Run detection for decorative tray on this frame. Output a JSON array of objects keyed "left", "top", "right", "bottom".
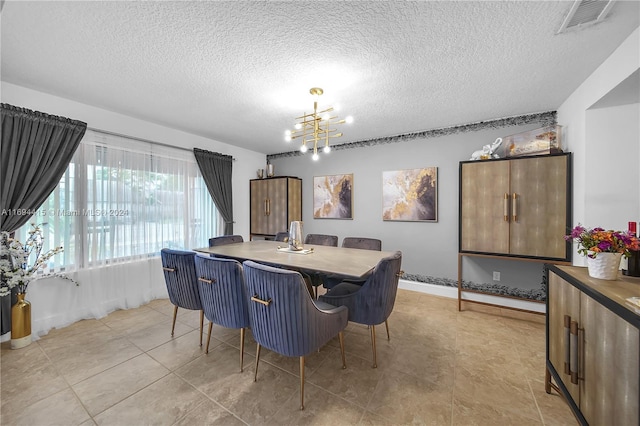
[{"left": 276, "top": 246, "right": 314, "bottom": 255}]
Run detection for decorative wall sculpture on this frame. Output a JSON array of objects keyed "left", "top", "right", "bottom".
[
  {"left": 382, "top": 167, "right": 437, "bottom": 222},
  {"left": 313, "top": 174, "right": 353, "bottom": 219}
]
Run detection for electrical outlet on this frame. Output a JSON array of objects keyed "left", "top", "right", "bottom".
[{"left": 493, "top": 271, "right": 501, "bottom": 281}]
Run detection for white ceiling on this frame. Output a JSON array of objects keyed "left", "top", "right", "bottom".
[{"left": 1, "top": 1, "right": 639, "bottom": 155}]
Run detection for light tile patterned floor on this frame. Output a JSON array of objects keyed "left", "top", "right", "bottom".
[{"left": 0, "top": 290, "right": 577, "bottom": 425}]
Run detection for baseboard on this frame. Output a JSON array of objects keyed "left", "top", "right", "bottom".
[
  {"left": 399, "top": 279, "right": 458, "bottom": 298},
  {"left": 399, "top": 279, "right": 546, "bottom": 313}
]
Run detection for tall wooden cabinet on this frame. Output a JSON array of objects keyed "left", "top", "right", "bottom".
[
  {"left": 457, "top": 153, "right": 572, "bottom": 312},
  {"left": 547, "top": 265, "right": 639, "bottom": 425},
  {"left": 250, "top": 177, "right": 302, "bottom": 239},
  {"left": 459, "top": 153, "right": 571, "bottom": 261}
]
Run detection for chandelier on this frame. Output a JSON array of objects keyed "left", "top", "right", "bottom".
[{"left": 285, "top": 87, "right": 353, "bottom": 161}]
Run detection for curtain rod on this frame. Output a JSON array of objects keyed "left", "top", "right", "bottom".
[{"left": 87, "top": 126, "right": 236, "bottom": 160}]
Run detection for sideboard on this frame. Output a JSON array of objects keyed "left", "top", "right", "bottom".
[{"left": 546, "top": 264, "right": 639, "bottom": 425}]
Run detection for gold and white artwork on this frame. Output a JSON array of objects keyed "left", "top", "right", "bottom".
[
  {"left": 313, "top": 174, "right": 353, "bottom": 219},
  {"left": 382, "top": 167, "right": 437, "bottom": 222}
]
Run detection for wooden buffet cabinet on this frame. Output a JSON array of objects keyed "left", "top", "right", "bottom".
[
  {"left": 546, "top": 265, "right": 639, "bottom": 425},
  {"left": 457, "top": 153, "right": 572, "bottom": 311},
  {"left": 250, "top": 177, "right": 302, "bottom": 239}
]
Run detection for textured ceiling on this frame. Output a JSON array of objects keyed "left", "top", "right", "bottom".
[{"left": 1, "top": 1, "right": 639, "bottom": 155}]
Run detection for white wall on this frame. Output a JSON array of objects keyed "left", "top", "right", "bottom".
[
  {"left": 557, "top": 27, "right": 640, "bottom": 265},
  {"left": 1, "top": 82, "right": 268, "bottom": 239},
  {"left": 585, "top": 103, "right": 639, "bottom": 228}
]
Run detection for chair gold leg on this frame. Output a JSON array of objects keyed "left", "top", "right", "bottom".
[
  {"left": 171, "top": 306, "right": 178, "bottom": 336},
  {"left": 239, "top": 328, "right": 245, "bottom": 372},
  {"left": 338, "top": 331, "right": 347, "bottom": 369},
  {"left": 385, "top": 320, "right": 390, "bottom": 341},
  {"left": 205, "top": 322, "right": 213, "bottom": 354},
  {"left": 370, "top": 324, "right": 377, "bottom": 368},
  {"left": 199, "top": 310, "right": 204, "bottom": 346},
  {"left": 299, "top": 356, "right": 305, "bottom": 410},
  {"left": 254, "top": 343, "right": 261, "bottom": 382}
]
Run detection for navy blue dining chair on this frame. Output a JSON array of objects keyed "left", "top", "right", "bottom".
[
  {"left": 319, "top": 251, "right": 403, "bottom": 368},
  {"left": 303, "top": 233, "right": 338, "bottom": 298},
  {"left": 194, "top": 255, "right": 250, "bottom": 371},
  {"left": 209, "top": 235, "right": 244, "bottom": 246},
  {"left": 322, "top": 237, "right": 383, "bottom": 290},
  {"left": 341, "top": 237, "right": 382, "bottom": 251},
  {"left": 304, "top": 233, "right": 338, "bottom": 247},
  {"left": 273, "top": 231, "right": 289, "bottom": 242},
  {"left": 160, "top": 249, "right": 204, "bottom": 346},
  {"left": 242, "top": 260, "right": 348, "bottom": 410}
]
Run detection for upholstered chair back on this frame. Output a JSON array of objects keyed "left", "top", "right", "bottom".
[
  {"left": 208, "top": 235, "right": 244, "bottom": 247},
  {"left": 194, "top": 255, "right": 249, "bottom": 330},
  {"left": 160, "top": 249, "right": 201, "bottom": 311},
  {"left": 304, "top": 233, "right": 338, "bottom": 247},
  {"left": 242, "top": 260, "right": 347, "bottom": 357},
  {"left": 321, "top": 251, "right": 402, "bottom": 326},
  {"left": 341, "top": 237, "right": 382, "bottom": 251},
  {"left": 273, "top": 231, "right": 289, "bottom": 242}
]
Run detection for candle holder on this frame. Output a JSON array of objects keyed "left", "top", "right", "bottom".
[{"left": 267, "top": 164, "right": 275, "bottom": 177}]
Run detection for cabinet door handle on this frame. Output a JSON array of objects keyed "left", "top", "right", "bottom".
[
  {"left": 503, "top": 193, "right": 509, "bottom": 222},
  {"left": 512, "top": 193, "right": 518, "bottom": 222},
  {"left": 563, "top": 315, "right": 571, "bottom": 375},
  {"left": 264, "top": 199, "right": 268, "bottom": 216},
  {"left": 570, "top": 320, "right": 579, "bottom": 384},
  {"left": 578, "top": 326, "right": 585, "bottom": 383},
  {"left": 267, "top": 199, "right": 271, "bottom": 216}
]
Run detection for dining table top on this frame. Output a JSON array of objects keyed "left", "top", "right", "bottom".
[{"left": 193, "top": 240, "right": 394, "bottom": 278}]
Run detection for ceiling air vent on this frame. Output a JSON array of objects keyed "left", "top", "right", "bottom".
[{"left": 557, "top": 0, "right": 617, "bottom": 34}]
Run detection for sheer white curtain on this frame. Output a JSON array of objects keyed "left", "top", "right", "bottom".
[
  {"left": 8, "top": 130, "right": 221, "bottom": 339},
  {"left": 79, "top": 132, "right": 219, "bottom": 267},
  {"left": 13, "top": 130, "right": 220, "bottom": 271}
]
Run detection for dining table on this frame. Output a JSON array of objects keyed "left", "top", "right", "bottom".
[{"left": 193, "top": 239, "right": 393, "bottom": 278}]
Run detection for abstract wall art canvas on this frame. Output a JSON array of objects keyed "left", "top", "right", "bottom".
[
  {"left": 382, "top": 167, "right": 437, "bottom": 222},
  {"left": 313, "top": 174, "right": 353, "bottom": 219}
]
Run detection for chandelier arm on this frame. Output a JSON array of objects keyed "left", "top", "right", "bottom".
[{"left": 294, "top": 112, "right": 318, "bottom": 120}]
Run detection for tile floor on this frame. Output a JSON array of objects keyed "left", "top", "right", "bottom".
[{"left": 0, "top": 290, "right": 578, "bottom": 425}]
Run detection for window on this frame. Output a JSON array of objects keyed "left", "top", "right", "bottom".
[{"left": 13, "top": 130, "right": 221, "bottom": 271}]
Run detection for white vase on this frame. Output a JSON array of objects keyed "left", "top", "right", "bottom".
[{"left": 586, "top": 252, "right": 623, "bottom": 280}]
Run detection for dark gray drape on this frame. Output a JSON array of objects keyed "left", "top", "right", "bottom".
[
  {"left": 193, "top": 148, "right": 234, "bottom": 235},
  {"left": 0, "top": 104, "right": 87, "bottom": 335}
]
